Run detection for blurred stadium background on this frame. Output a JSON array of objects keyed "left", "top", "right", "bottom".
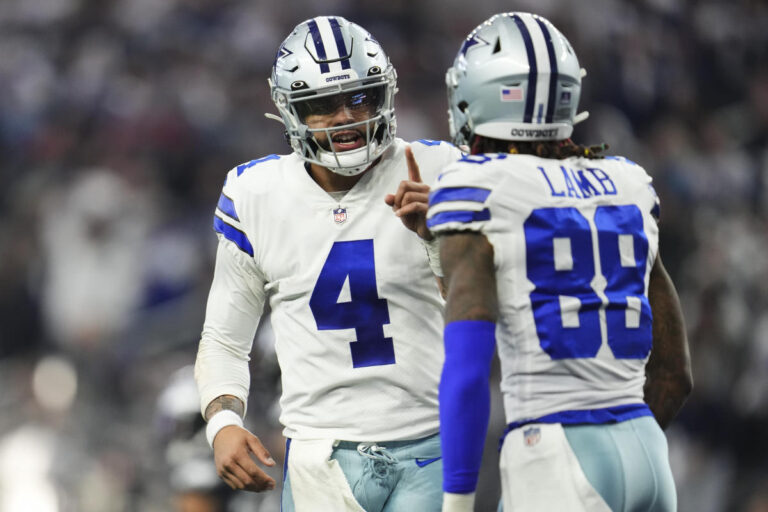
[{"left": 0, "top": 0, "right": 767, "bottom": 510}]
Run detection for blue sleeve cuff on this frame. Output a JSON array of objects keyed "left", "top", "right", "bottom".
[{"left": 440, "top": 320, "right": 496, "bottom": 494}]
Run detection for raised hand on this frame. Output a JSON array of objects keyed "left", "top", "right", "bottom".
[{"left": 384, "top": 145, "right": 433, "bottom": 240}]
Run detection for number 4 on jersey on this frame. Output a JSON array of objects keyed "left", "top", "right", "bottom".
[{"left": 310, "top": 240, "right": 396, "bottom": 368}]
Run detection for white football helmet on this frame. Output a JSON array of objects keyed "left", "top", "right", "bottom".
[
  {"left": 446, "top": 12, "right": 589, "bottom": 146},
  {"left": 269, "top": 16, "right": 397, "bottom": 176}
]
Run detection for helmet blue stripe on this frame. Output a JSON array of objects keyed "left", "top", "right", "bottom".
[
  {"left": 512, "top": 14, "right": 537, "bottom": 123},
  {"left": 328, "top": 17, "right": 351, "bottom": 70},
  {"left": 307, "top": 19, "right": 330, "bottom": 73},
  {"left": 535, "top": 18, "right": 558, "bottom": 124}
]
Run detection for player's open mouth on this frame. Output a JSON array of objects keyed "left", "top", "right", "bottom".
[{"left": 331, "top": 130, "right": 365, "bottom": 151}]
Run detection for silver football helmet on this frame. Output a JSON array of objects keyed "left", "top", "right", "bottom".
[
  {"left": 446, "top": 12, "right": 589, "bottom": 146},
  {"left": 269, "top": 16, "right": 397, "bottom": 176}
]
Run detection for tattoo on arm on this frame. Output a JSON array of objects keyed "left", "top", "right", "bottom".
[
  {"left": 644, "top": 254, "right": 693, "bottom": 429},
  {"left": 204, "top": 395, "right": 245, "bottom": 421},
  {"left": 440, "top": 232, "right": 498, "bottom": 324}
]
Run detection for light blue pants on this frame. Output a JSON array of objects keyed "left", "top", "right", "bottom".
[
  {"left": 564, "top": 416, "right": 677, "bottom": 511},
  {"left": 498, "top": 416, "right": 676, "bottom": 512},
  {"left": 282, "top": 433, "right": 442, "bottom": 512}
]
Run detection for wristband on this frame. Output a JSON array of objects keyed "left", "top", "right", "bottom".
[
  {"left": 206, "top": 410, "right": 243, "bottom": 449},
  {"left": 442, "top": 492, "right": 476, "bottom": 512},
  {"left": 422, "top": 236, "right": 443, "bottom": 277}
]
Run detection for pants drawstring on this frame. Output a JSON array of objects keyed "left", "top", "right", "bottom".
[{"left": 356, "top": 443, "right": 398, "bottom": 480}]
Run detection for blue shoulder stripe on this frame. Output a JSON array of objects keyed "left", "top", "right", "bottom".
[
  {"left": 427, "top": 208, "right": 491, "bottom": 228},
  {"left": 236, "top": 154, "right": 280, "bottom": 176},
  {"left": 213, "top": 215, "right": 254, "bottom": 256},
  {"left": 216, "top": 193, "right": 239, "bottom": 222},
  {"left": 605, "top": 155, "right": 639, "bottom": 166},
  {"left": 414, "top": 139, "right": 442, "bottom": 147},
  {"left": 429, "top": 187, "right": 491, "bottom": 206}
]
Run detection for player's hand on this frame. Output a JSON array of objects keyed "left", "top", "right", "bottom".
[
  {"left": 384, "top": 145, "right": 433, "bottom": 241},
  {"left": 212, "top": 425, "right": 277, "bottom": 492}
]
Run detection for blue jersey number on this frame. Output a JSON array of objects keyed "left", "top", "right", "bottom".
[
  {"left": 309, "top": 240, "right": 395, "bottom": 368},
  {"left": 523, "top": 205, "right": 652, "bottom": 360}
]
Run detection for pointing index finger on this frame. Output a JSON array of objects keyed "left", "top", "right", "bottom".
[{"left": 405, "top": 145, "right": 422, "bottom": 183}]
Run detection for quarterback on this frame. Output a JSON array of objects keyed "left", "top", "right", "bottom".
[
  {"left": 429, "top": 13, "right": 693, "bottom": 512},
  {"left": 194, "top": 16, "right": 460, "bottom": 511}
]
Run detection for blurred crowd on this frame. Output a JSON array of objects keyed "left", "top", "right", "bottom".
[{"left": 0, "top": 0, "right": 767, "bottom": 510}]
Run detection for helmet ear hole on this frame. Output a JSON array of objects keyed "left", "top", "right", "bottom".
[{"left": 367, "top": 66, "right": 382, "bottom": 76}]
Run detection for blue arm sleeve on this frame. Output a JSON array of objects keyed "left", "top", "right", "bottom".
[{"left": 440, "top": 320, "right": 496, "bottom": 494}]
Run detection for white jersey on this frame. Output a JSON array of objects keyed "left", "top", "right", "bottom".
[
  {"left": 428, "top": 153, "right": 660, "bottom": 426},
  {"left": 195, "top": 138, "right": 461, "bottom": 441}
]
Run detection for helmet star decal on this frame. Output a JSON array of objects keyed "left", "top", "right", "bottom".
[
  {"left": 460, "top": 34, "right": 489, "bottom": 56},
  {"left": 276, "top": 44, "right": 293, "bottom": 61}
]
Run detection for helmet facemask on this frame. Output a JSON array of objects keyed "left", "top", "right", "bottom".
[{"left": 273, "top": 75, "right": 396, "bottom": 176}]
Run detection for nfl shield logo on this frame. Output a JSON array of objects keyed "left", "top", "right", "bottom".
[
  {"left": 333, "top": 207, "right": 347, "bottom": 224},
  {"left": 523, "top": 427, "right": 541, "bottom": 447}
]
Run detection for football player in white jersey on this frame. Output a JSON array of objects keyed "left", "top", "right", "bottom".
[
  {"left": 429, "top": 13, "right": 693, "bottom": 512},
  {"left": 194, "top": 16, "right": 460, "bottom": 512}
]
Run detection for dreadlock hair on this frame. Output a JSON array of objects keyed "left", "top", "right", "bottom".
[{"left": 469, "top": 136, "right": 609, "bottom": 159}]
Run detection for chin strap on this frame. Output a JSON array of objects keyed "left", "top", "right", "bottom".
[
  {"left": 573, "top": 111, "right": 590, "bottom": 125},
  {"left": 574, "top": 68, "right": 590, "bottom": 126},
  {"left": 264, "top": 112, "right": 285, "bottom": 125},
  {"left": 316, "top": 141, "right": 379, "bottom": 177}
]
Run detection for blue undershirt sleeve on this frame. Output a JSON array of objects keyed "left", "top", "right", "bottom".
[{"left": 439, "top": 320, "right": 496, "bottom": 494}]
